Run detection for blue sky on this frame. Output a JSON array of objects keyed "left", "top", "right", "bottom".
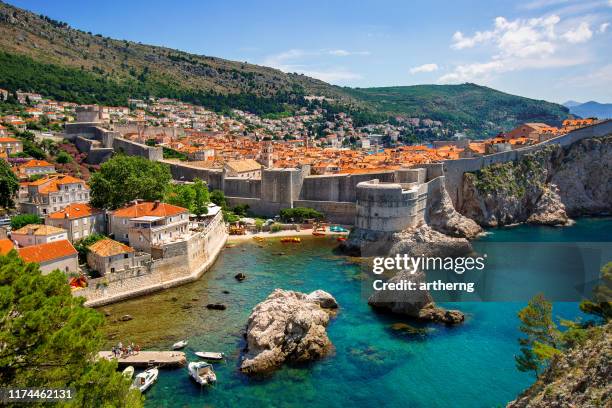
[{"left": 8, "top": 0, "right": 612, "bottom": 103}]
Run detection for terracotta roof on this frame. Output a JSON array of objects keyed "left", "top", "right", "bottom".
[
  {"left": 18, "top": 240, "right": 77, "bottom": 264},
  {"left": 27, "top": 175, "right": 88, "bottom": 194},
  {"left": 12, "top": 224, "right": 66, "bottom": 236},
  {"left": 48, "top": 203, "right": 102, "bottom": 220},
  {"left": 0, "top": 238, "right": 15, "bottom": 255},
  {"left": 0, "top": 137, "right": 19, "bottom": 142},
  {"left": 225, "top": 159, "right": 262, "bottom": 173},
  {"left": 22, "top": 159, "right": 54, "bottom": 168},
  {"left": 88, "top": 238, "right": 134, "bottom": 257},
  {"left": 112, "top": 201, "right": 188, "bottom": 218}
]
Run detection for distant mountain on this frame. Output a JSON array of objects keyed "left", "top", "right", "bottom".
[
  {"left": 346, "top": 84, "right": 570, "bottom": 135},
  {"left": 0, "top": 1, "right": 571, "bottom": 135},
  {"left": 565, "top": 101, "right": 612, "bottom": 119},
  {"left": 563, "top": 100, "right": 582, "bottom": 108}
]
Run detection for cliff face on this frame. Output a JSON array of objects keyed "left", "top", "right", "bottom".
[
  {"left": 460, "top": 135, "right": 612, "bottom": 227},
  {"left": 507, "top": 323, "right": 611, "bottom": 408}
]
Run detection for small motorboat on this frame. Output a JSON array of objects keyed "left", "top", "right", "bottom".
[
  {"left": 330, "top": 225, "right": 349, "bottom": 233},
  {"left": 188, "top": 362, "right": 217, "bottom": 386},
  {"left": 131, "top": 367, "right": 158, "bottom": 393},
  {"left": 122, "top": 366, "right": 135, "bottom": 379},
  {"left": 195, "top": 351, "right": 225, "bottom": 361},
  {"left": 312, "top": 231, "right": 326, "bottom": 236},
  {"left": 172, "top": 340, "right": 188, "bottom": 350},
  {"left": 280, "top": 237, "right": 301, "bottom": 243},
  {"left": 337, "top": 237, "right": 347, "bottom": 242}
]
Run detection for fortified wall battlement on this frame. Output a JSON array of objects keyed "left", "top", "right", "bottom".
[
  {"left": 443, "top": 119, "right": 612, "bottom": 209},
  {"left": 355, "top": 179, "right": 427, "bottom": 232},
  {"left": 66, "top": 108, "right": 163, "bottom": 164},
  {"left": 66, "top": 110, "right": 610, "bottom": 225},
  {"left": 74, "top": 211, "right": 227, "bottom": 307}
]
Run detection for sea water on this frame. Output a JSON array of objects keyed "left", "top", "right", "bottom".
[{"left": 102, "top": 217, "right": 612, "bottom": 408}]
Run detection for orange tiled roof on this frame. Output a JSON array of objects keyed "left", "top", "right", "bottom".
[
  {"left": 48, "top": 203, "right": 101, "bottom": 220},
  {"left": 18, "top": 240, "right": 77, "bottom": 264},
  {"left": 28, "top": 175, "right": 87, "bottom": 194},
  {"left": 112, "top": 201, "right": 188, "bottom": 218},
  {"left": 22, "top": 159, "right": 53, "bottom": 168},
  {"left": 12, "top": 224, "right": 66, "bottom": 236},
  {"left": 0, "top": 137, "right": 19, "bottom": 143},
  {"left": 88, "top": 238, "right": 134, "bottom": 257},
  {"left": 0, "top": 238, "right": 15, "bottom": 255}
]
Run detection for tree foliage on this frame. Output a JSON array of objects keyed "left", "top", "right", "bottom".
[
  {"left": 10, "top": 213, "right": 42, "bottom": 230},
  {"left": 515, "top": 294, "right": 560, "bottom": 377},
  {"left": 579, "top": 262, "right": 612, "bottom": 321},
  {"left": 0, "top": 252, "right": 142, "bottom": 407},
  {"left": 279, "top": 207, "right": 324, "bottom": 223},
  {"left": 0, "top": 159, "right": 19, "bottom": 208},
  {"left": 89, "top": 154, "right": 172, "bottom": 209},
  {"left": 164, "top": 179, "right": 210, "bottom": 217}
]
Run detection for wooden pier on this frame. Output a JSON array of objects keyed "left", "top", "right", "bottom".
[{"left": 98, "top": 351, "right": 187, "bottom": 367}]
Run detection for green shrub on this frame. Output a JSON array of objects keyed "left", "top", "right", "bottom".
[
  {"left": 279, "top": 207, "right": 324, "bottom": 223},
  {"left": 270, "top": 223, "right": 283, "bottom": 233},
  {"left": 10, "top": 214, "right": 42, "bottom": 230}
]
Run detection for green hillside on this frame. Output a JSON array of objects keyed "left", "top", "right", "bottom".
[
  {"left": 346, "top": 84, "right": 570, "bottom": 136},
  {"left": 0, "top": 1, "right": 570, "bottom": 135}
]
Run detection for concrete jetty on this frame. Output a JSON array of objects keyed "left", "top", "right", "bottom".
[{"left": 98, "top": 351, "right": 187, "bottom": 367}]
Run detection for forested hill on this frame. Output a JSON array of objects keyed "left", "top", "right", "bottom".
[
  {"left": 0, "top": 1, "right": 353, "bottom": 113},
  {"left": 0, "top": 1, "right": 570, "bottom": 135},
  {"left": 345, "top": 84, "right": 570, "bottom": 135}
]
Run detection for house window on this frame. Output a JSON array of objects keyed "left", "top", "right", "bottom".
[
  {"left": 83, "top": 218, "right": 87, "bottom": 224},
  {"left": 124, "top": 254, "right": 129, "bottom": 259},
  {"left": 122, "top": 219, "right": 127, "bottom": 225},
  {"left": 111, "top": 267, "right": 115, "bottom": 273},
  {"left": 124, "top": 233, "right": 128, "bottom": 239}
]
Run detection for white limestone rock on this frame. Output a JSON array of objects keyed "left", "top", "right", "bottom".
[{"left": 240, "top": 289, "right": 338, "bottom": 375}]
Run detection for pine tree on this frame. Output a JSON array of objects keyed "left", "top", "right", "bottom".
[
  {"left": 0, "top": 251, "right": 142, "bottom": 407},
  {"left": 515, "top": 293, "right": 560, "bottom": 377}
]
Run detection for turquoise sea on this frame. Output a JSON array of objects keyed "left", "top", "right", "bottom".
[{"left": 102, "top": 217, "right": 612, "bottom": 408}]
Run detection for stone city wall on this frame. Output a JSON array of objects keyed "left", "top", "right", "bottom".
[
  {"left": 354, "top": 179, "right": 427, "bottom": 232},
  {"left": 75, "top": 212, "right": 227, "bottom": 307},
  {"left": 442, "top": 119, "right": 612, "bottom": 209}
]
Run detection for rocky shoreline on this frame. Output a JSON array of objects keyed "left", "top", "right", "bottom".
[{"left": 460, "top": 135, "right": 612, "bottom": 227}]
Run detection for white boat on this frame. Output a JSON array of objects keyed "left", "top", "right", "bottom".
[
  {"left": 122, "top": 366, "right": 134, "bottom": 379},
  {"left": 131, "top": 367, "right": 158, "bottom": 393},
  {"left": 194, "top": 351, "right": 225, "bottom": 361},
  {"left": 172, "top": 340, "right": 188, "bottom": 350},
  {"left": 188, "top": 362, "right": 217, "bottom": 386}
]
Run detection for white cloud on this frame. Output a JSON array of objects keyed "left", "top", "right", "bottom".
[
  {"left": 598, "top": 22, "right": 609, "bottom": 33},
  {"left": 519, "top": 0, "right": 569, "bottom": 10},
  {"left": 562, "top": 21, "right": 593, "bottom": 42},
  {"left": 327, "top": 49, "right": 370, "bottom": 56},
  {"left": 409, "top": 63, "right": 439, "bottom": 74},
  {"left": 261, "top": 49, "right": 362, "bottom": 84},
  {"left": 442, "top": 13, "right": 597, "bottom": 84}
]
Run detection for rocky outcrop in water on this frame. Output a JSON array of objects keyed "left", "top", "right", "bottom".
[
  {"left": 240, "top": 289, "right": 338, "bottom": 375},
  {"left": 507, "top": 322, "right": 611, "bottom": 408},
  {"left": 426, "top": 176, "right": 483, "bottom": 239},
  {"left": 368, "top": 269, "right": 464, "bottom": 324},
  {"left": 389, "top": 224, "right": 474, "bottom": 258},
  {"left": 461, "top": 135, "right": 611, "bottom": 227}
]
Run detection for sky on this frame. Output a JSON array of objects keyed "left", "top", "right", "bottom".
[{"left": 7, "top": 0, "right": 612, "bottom": 104}]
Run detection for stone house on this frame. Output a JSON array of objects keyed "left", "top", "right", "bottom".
[
  {"left": 11, "top": 224, "right": 68, "bottom": 247},
  {"left": 224, "top": 159, "right": 262, "bottom": 179},
  {"left": 17, "top": 239, "right": 78, "bottom": 275},
  {"left": 46, "top": 203, "right": 106, "bottom": 242},
  {"left": 20, "top": 175, "right": 90, "bottom": 216},
  {"left": 108, "top": 200, "right": 189, "bottom": 252},
  {"left": 0, "top": 137, "right": 23, "bottom": 155},
  {"left": 17, "top": 159, "right": 56, "bottom": 178},
  {"left": 86, "top": 238, "right": 151, "bottom": 275}
]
